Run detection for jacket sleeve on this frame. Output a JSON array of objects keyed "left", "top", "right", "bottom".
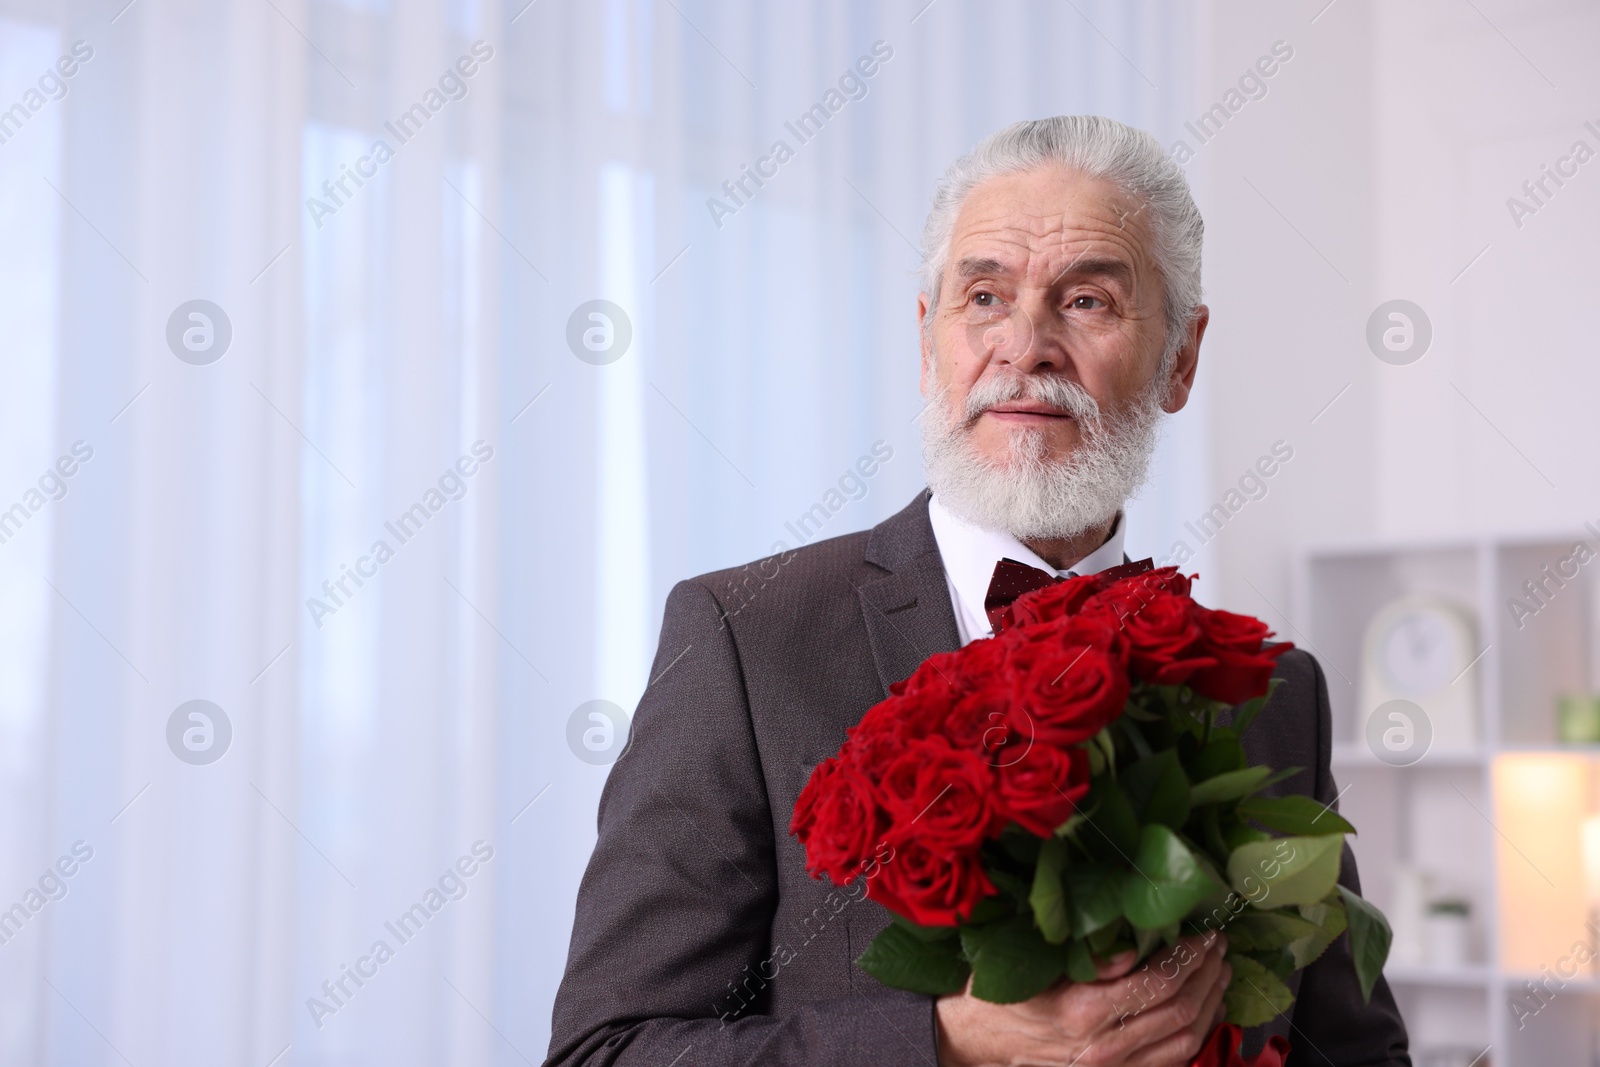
[
  {"left": 1282, "top": 653, "right": 1412, "bottom": 1067},
  {"left": 545, "top": 579, "right": 938, "bottom": 1067}
]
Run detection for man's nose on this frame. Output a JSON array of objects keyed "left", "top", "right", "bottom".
[{"left": 992, "top": 298, "right": 1067, "bottom": 373}]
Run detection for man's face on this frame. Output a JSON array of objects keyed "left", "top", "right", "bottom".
[{"left": 918, "top": 165, "right": 1201, "bottom": 466}]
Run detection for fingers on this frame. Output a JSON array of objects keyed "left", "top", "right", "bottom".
[
  {"left": 1102, "top": 935, "right": 1227, "bottom": 1048},
  {"left": 1122, "top": 959, "right": 1231, "bottom": 1067},
  {"left": 1094, "top": 950, "right": 1138, "bottom": 981}
]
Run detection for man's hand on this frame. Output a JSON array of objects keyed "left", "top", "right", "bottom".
[{"left": 934, "top": 933, "right": 1231, "bottom": 1067}]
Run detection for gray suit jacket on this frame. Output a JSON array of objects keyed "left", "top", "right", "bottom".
[{"left": 547, "top": 492, "right": 1410, "bottom": 1066}]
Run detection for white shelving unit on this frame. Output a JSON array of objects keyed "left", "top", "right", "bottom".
[{"left": 1299, "top": 535, "right": 1600, "bottom": 1067}]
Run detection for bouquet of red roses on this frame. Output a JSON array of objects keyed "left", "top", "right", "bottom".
[{"left": 791, "top": 564, "right": 1390, "bottom": 1066}]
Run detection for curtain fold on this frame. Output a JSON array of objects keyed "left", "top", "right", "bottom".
[{"left": 0, "top": 1, "right": 1197, "bottom": 1063}]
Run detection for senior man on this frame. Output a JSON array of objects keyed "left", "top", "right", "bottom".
[{"left": 546, "top": 116, "right": 1409, "bottom": 1067}]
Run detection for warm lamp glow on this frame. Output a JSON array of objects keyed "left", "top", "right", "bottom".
[
  {"left": 1493, "top": 754, "right": 1591, "bottom": 971},
  {"left": 1585, "top": 815, "right": 1600, "bottom": 908}
]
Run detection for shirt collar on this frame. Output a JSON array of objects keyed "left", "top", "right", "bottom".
[{"left": 926, "top": 494, "right": 1127, "bottom": 644}]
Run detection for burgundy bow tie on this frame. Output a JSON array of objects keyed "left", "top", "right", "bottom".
[{"left": 983, "top": 556, "right": 1155, "bottom": 634}]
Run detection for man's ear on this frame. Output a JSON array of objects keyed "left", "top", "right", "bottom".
[
  {"left": 917, "top": 291, "right": 933, "bottom": 396},
  {"left": 1161, "top": 304, "right": 1207, "bottom": 413}
]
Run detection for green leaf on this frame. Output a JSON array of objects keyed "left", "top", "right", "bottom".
[
  {"left": 1084, "top": 776, "right": 1140, "bottom": 859},
  {"left": 1236, "top": 794, "right": 1356, "bottom": 837},
  {"left": 966, "top": 895, "right": 1012, "bottom": 926},
  {"left": 961, "top": 916, "right": 1067, "bottom": 1004},
  {"left": 1064, "top": 938, "right": 1098, "bottom": 983},
  {"left": 855, "top": 922, "right": 971, "bottom": 996},
  {"left": 1227, "top": 835, "right": 1344, "bottom": 909},
  {"left": 987, "top": 866, "right": 1030, "bottom": 901},
  {"left": 1229, "top": 676, "right": 1284, "bottom": 736},
  {"left": 1063, "top": 861, "right": 1125, "bottom": 936},
  {"left": 1030, "top": 838, "right": 1072, "bottom": 944},
  {"left": 1117, "top": 716, "right": 1155, "bottom": 759},
  {"left": 1189, "top": 766, "right": 1274, "bottom": 806},
  {"left": 1122, "top": 825, "right": 1223, "bottom": 929},
  {"left": 1225, "top": 911, "right": 1323, "bottom": 952},
  {"left": 1122, "top": 749, "right": 1192, "bottom": 829},
  {"left": 1188, "top": 735, "right": 1247, "bottom": 781},
  {"left": 1201, "top": 805, "right": 1230, "bottom": 865},
  {"left": 1288, "top": 897, "right": 1346, "bottom": 969},
  {"left": 890, "top": 913, "right": 960, "bottom": 942},
  {"left": 1086, "top": 918, "right": 1126, "bottom": 956},
  {"left": 1055, "top": 812, "right": 1088, "bottom": 838},
  {"left": 1256, "top": 946, "right": 1297, "bottom": 982},
  {"left": 1134, "top": 922, "right": 1163, "bottom": 959},
  {"left": 1222, "top": 953, "right": 1294, "bottom": 1027},
  {"left": 1092, "top": 728, "right": 1117, "bottom": 775},
  {"left": 998, "top": 828, "right": 1044, "bottom": 866},
  {"left": 1340, "top": 886, "right": 1394, "bottom": 1003},
  {"left": 1223, "top": 823, "right": 1272, "bottom": 852}
]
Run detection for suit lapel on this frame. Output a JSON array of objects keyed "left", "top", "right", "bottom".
[{"left": 856, "top": 492, "right": 962, "bottom": 698}]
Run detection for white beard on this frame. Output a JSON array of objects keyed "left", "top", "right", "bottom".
[{"left": 921, "top": 364, "right": 1167, "bottom": 541}]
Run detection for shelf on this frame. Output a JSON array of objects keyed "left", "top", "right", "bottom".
[
  {"left": 1384, "top": 964, "right": 1494, "bottom": 988},
  {"left": 1301, "top": 532, "right": 1600, "bottom": 1067},
  {"left": 1330, "top": 743, "right": 1487, "bottom": 768},
  {"left": 1503, "top": 971, "right": 1600, "bottom": 994},
  {"left": 1332, "top": 743, "right": 1600, "bottom": 764}
]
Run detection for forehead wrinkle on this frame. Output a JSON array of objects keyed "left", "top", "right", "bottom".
[
  {"left": 954, "top": 223, "right": 1146, "bottom": 293},
  {"left": 945, "top": 174, "right": 1161, "bottom": 305}
]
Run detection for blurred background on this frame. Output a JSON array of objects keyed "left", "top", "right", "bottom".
[{"left": 0, "top": 0, "right": 1597, "bottom": 1064}]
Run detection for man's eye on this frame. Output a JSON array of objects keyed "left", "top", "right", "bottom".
[
  {"left": 973, "top": 292, "right": 998, "bottom": 307},
  {"left": 1069, "top": 295, "right": 1103, "bottom": 310}
]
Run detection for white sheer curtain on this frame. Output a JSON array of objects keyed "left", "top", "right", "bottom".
[{"left": 0, "top": 1, "right": 1200, "bottom": 1064}]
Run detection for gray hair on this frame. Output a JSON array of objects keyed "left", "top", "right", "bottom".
[{"left": 919, "top": 115, "right": 1204, "bottom": 361}]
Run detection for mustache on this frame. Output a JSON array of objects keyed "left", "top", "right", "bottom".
[{"left": 962, "top": 373, "right": 1101, "bottom": 425}]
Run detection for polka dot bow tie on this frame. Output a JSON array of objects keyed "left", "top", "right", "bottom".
[{"left": 982, "top": 555, "right": 1155, "bottom": 634}]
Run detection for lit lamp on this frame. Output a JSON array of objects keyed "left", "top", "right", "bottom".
[
  {"left": 1493, "top": 755, "right": 1588, "bottom": 971},
  {"left": 1582, "top": 813, "right": 1600, "bottom": 971}
]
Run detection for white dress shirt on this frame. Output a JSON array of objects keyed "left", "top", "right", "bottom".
[{"left": 926, "top": 494, "right": 1128, "bottom": 646}]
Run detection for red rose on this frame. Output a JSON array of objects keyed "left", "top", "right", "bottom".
[
  {"left": 1194, "top": 608, "right": 1274, "bottom": 653},
  {"left": 1014, "top": 636, "right": 1129, "bottom": 748},
  {"left": 1186, "top": 643, "right": 1290, "bottom": 705},
  {"left": 1183, "top": 607, "right": 1292, "bottom": 703},
  {"left": 1003, "top": 614, "right": 1127, "bottom": 678},
  {"left": 1008, "top": 573, "right": 1106, "bottom": 627},
  {"left": 889, "top": 649, "right": 965, "bottom": 699},
  {"left": 848, "top": 688, "right": 956, "bottom": 758},
  {"left": 876, "top": 738, "right": 1000, "bottom": 851},
  {"left": 944, "top": 687, "right": 1017, "bottom": 762},
  {"left": 867, "top": 839, "right": 996, "bottom": 925},
  {"left": 1082, "top": 589, "right": 1217, "bottom": 686},
  {"left": 951, "top": 636, "right": 1014, "bottom": 691},
  {"left": 1121, "top": 566, "right": 1193, "bottom": 599},
  {"left": 993, "top": 741, "right": 1090, "bottom": 837},
  {"left": 1190, "top": 1023, "right": 1290, "bottom": 1067},
  {"left": 791, "top": 758, "right": 888, "bottom": 885}
]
